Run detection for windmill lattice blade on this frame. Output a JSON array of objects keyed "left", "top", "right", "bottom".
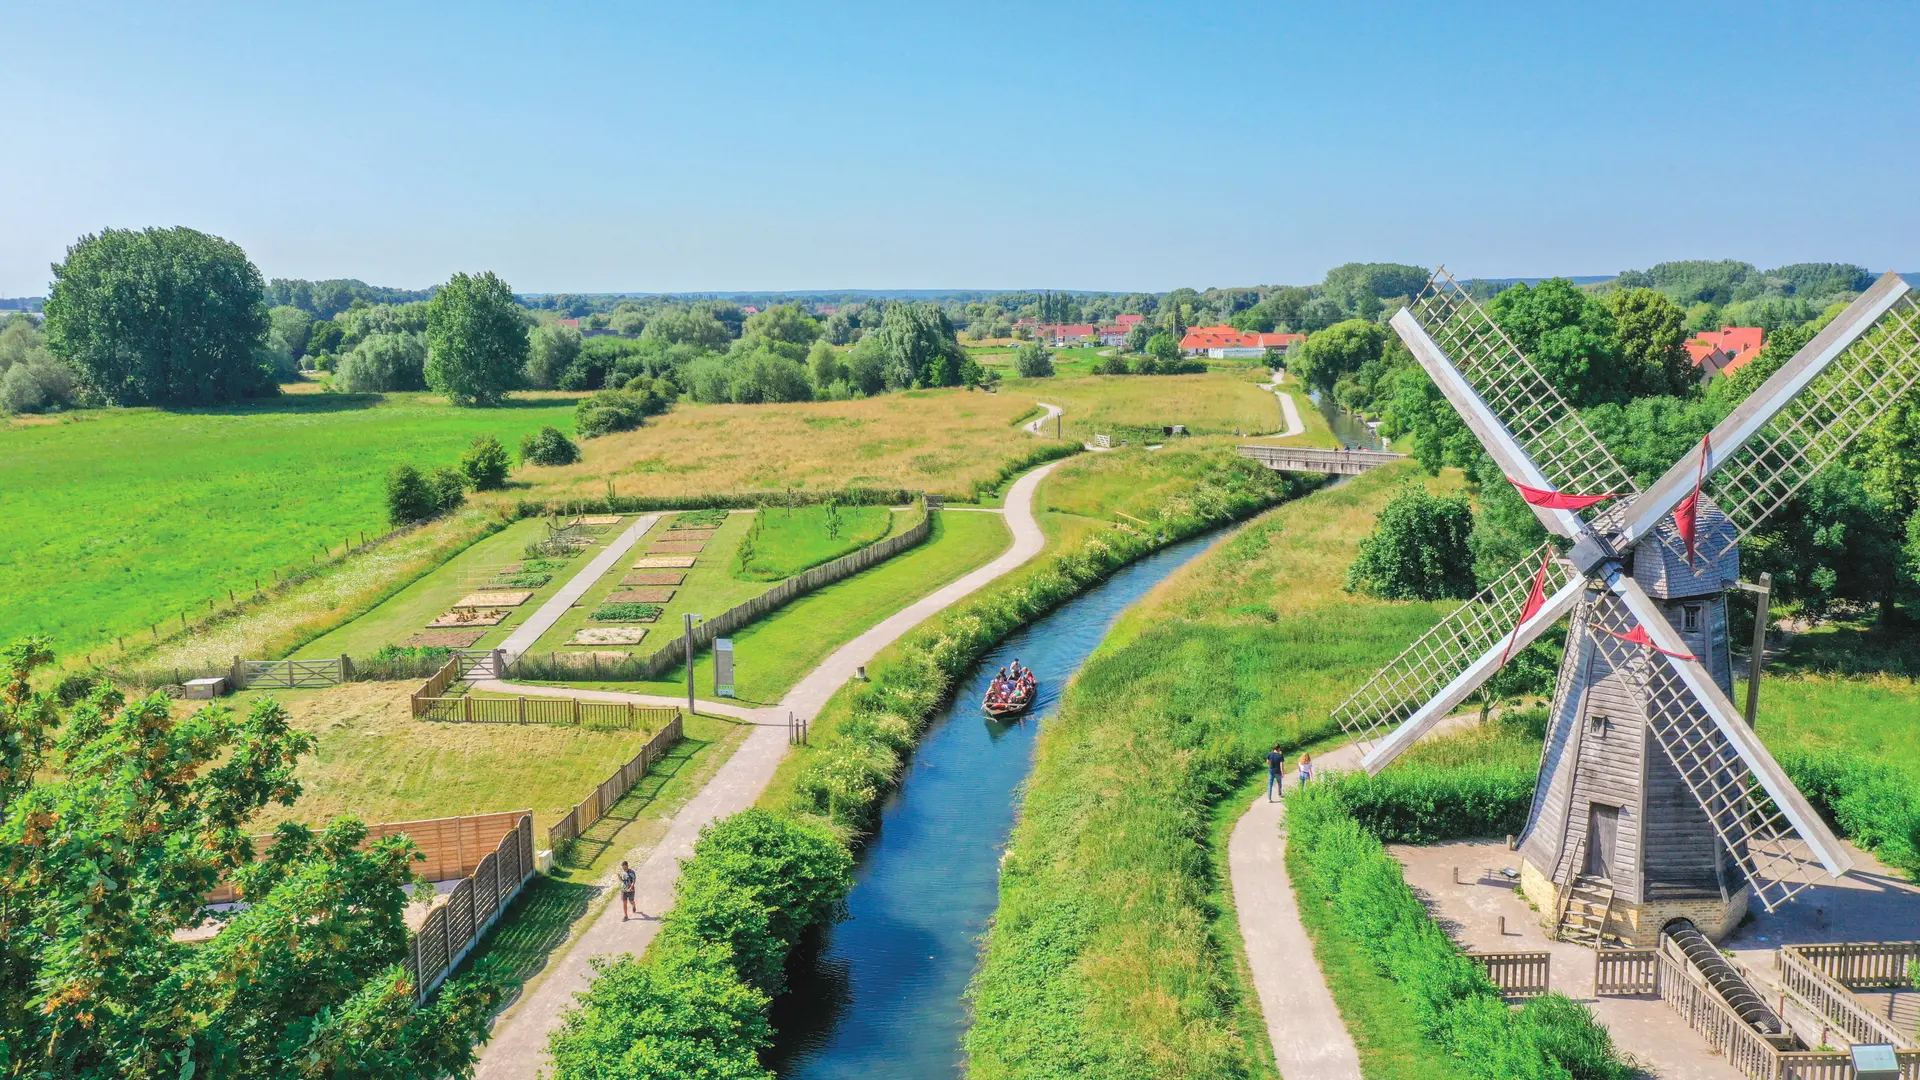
[
  {"left": 1330, "top": 542, "right": 1577, "bottom": 749},
  {"left": 1408, "top": 269, "right": 1639, "bottom": 512},
  {"left": 1584, "top": 595, "right": 1825, "bottom": 912},
  {"left": 1697, "top": 291, "right": 1920, "bottom": 563}
]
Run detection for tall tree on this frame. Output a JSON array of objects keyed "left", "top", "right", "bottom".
[
  {"left": 1345, "top": 483, "right": 1477, "bottom": 601},
  {"left": 872, "top": 302, "right": 966, "bottom": 389},
  {"left": 1291, "top": 319, "right": 1386, "bottom": 394},
  {"left": 424, "top": 271, "right": 528, "bottom": 406},
  {"left": 1606, "top": 288, "right": 1697, "bottom": 398},
  {"left": 44, "top": 226, "right": 275, "bottom": 405},
  {"left": 1486, "top": 278, "right": 1625, "bottom": 407}
]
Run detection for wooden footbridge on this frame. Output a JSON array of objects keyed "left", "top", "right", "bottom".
[{"left": 1236, "top": 444, "right": 1407, "bottom": 475}]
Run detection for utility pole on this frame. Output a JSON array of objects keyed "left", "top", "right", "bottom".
[
  {"left": 1733, "top": 573, "right": 1773, "bottom": 727},
  {"left": 683, "top": 612, "right": 704, "bottom": 715}
]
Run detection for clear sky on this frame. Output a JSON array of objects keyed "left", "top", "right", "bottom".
[{"left": 2, "top": 1, "right": 1915, "bottom": 295}]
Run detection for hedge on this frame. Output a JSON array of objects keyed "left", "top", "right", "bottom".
[
  {"left": 1332, "top": 759, "right": 1538, "bottom": 845},
  {"left": 1286, "top": 783, "right": 1631, "bottom": 1080}
]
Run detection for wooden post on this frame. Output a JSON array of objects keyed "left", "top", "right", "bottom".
[
  {"left": 519, "top": 697, "right": 527, "bottom": 724},
  {"left": 573, "top": 697, "right": 581, "bottom": 726},
  {"left": 463, "top": 695, "right": 473, "bottom": 722},
  {"left": 1744, "top": 571, "right": 1772, "bottom": 727}
]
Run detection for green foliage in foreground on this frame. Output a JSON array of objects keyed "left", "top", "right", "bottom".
[
  {"left": 1286, "top": 783, "right": 1631, "bottom": 1080},
  {"left": 546, "top": 810, "right": 849, "bottom": 1080},
  {"left": 0, "top": 638, "right": 502, "bottom": 1079},
  {"left": 1345, "top": 482, "right": 1476, "bottom": 601}
]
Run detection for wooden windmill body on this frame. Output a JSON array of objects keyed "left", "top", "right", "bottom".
[
  {"left": 1518, "top": 507, "right": 1745, "bottom": 946},
  {"left": 1329, "top": 268, "right": 1920, "bottom": 948}
]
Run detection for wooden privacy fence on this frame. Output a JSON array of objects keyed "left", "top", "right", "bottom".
[
  {"left": 411, "top": 655, "right": 463, "bottom": 712},
  {"left": 526, "top": 498, "right": 935, "bottom": 683},
  {"left": 207, "top": 809, "right": 529, "bottom": 904},
  {"left": 1599, "top": 942, "right": 1920, "bottom": 1080},
  {"left": 402, "top": 813, "right": 536, "bottom": 1001},
  {"left": 1467, "top": 950, "right": 1551, "bottom": 998},
  {"left": 416, "top": 693, "right": 677, "bottom": 730},
  {"left": 547, "top": 712, "right": 685, "bottom": 855},
  {"left": 1778, "top": 943, "right": 1919, "bottom": 1049},
  {"left": 238, "top": 656, "right": 348, "bottom": 689}
]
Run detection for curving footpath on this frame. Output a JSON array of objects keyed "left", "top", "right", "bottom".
[
  {"left": 472, "top": 459, "right": 1066, "bottom": 1078},
  {"left": 1024, "top": 400, "right": 1063, "bottom": 437},
  {"left": 1259, "top": 371, "right": 1307, "bottom": 439}
]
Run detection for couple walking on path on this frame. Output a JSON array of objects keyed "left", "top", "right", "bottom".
[{"left": 1265, "top": 744, "right": 1311, "bottom": 799}]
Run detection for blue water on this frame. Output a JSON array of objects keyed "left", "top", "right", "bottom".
[{"left": 768, "top": 530, "right": 1223, "bottom": 1080}]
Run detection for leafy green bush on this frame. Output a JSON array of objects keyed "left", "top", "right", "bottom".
[
  {"left": 1346, "top": 482, "right": 1477, "bottom": 601},
  {"left": 1780, "top": 748, "right": 1920, "bottom": 878},
  {"left": 546, "top": 945, "right": 773, "bottom": 1080},
  {"left": 1014, "top": 341, "right": 1055, "bottom": 378},
  {"left": 1287, "top": 784, "right": 1631, "bottom": 1080},
  {"left": 576, "top": 388, "right": 661, "bottom": 438},
  {"left": 520, "top": 425, "right": 580, "bottom": 466},
  {"left": 592, "top": 602, "right": 662, "bottom": 622},
  {"left": 460, "top": 433, "right": 510, "bottom": 490},
  {"left": 385, "top": 464, "right": 436, "bottom": 525}
]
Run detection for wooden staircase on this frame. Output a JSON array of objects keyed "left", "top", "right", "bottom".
[{"left": 1555, "top": 876, "right": 1627, "bottom": 948}]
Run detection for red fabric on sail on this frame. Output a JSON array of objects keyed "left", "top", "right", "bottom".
[
  {"left": 1596, "top": 623, "right": 1697, "bottom": 661},
  {"left": 1498, "top": 552, "right": 1553, "bottom": 667},
  {"left": 1674, "top": 433, "right": 1711, "bottom": 567},
  {"left": 1508, "top": 479, "right": 1625, "bottom": 511}
]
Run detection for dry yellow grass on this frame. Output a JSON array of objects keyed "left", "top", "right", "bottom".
[
  {"left": 1004, "top": 371, "right": 1284, "bottom": 441},
  {"left": 524, "top": 388, "right": 1037, "bottom": 501}
]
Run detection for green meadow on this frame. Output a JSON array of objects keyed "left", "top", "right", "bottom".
[{"left": 0, "top": 392, "right": 581, "bottom": 656}]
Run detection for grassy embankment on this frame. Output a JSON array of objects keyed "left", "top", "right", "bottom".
[
  {"left": 733, "top": 503, "right": 894, "bottom": 580},
  {"left": 1003, "top": 369, "right": 1290, "bottom": 445},
  {"left": 966, "top": 461, "right": 1482, "bottom": 1080}
]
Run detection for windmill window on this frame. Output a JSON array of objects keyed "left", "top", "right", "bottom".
[{"left": 1683, "top": 605, "right": 1702, "bottom": 632}]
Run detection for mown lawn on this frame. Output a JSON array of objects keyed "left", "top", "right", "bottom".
[
  {"left": 966, "top": 461, "right": 1473, "bottom": 1080},
  {"left": 0, "top": 392, "right": 581, "bottom": 656},
  {"left": 734, "top": 502, "right": 895, "bottom": 581}
]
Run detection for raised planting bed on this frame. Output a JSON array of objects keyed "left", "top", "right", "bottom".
[
  {"left": 455, "top": 590, "right": 535, "bottom": 608},
  {"left": 608, "top": 588, "right": 676, "bottom": 604},
  {"left": 591, "top": 602, "right": 664, "bottom": 623},
  {"left": 428, "top": 608, "right": 509, "bottom": 628},
  {"left": 621, "top": 571, "right": 686, "bottom": 586},
  {"left": 573, "top": 515, "right": 623, "bottom": 526},
  {"left": 647, "top": 541, "right": 706, "bottom": 554},
  {"left": 660, "top": 528, "right": 715, "bottom": 540},
  {"left": 568, "top": 626, "right": 648, "bottom": 646},
  {"left": 404, "top": 629, "right": 489, "bottom": 648},
  {"left": 490, "top": 571, "right": 553, "bottom": 588},
  {"left": 668, "top": 509, "right": 728, "bottom": 529},
  {"left": 633, "top": 556, "right": 696, "bottom": 569}
]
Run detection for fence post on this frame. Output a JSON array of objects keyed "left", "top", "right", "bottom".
[
  {"left": 573, "top": 697, "right": 582, "bottom": 726},
  {"left": 519, "top": 697, "right": 527, "bottom": 724},
  {"left": 627, "top": 702, "right": 635, "bottom": 729},
  {"left": 464, "top": 696, "right": 473, "bottom": 722}
]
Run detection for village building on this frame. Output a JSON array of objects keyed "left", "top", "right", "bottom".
[
  {"left": 1685, "top": 326, "right": 1765, "bottom": 383},
  {"left": 1178, "top": 325, "right": 1305, "bottom": 359}
]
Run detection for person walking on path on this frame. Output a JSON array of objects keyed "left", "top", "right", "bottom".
[
  {"left": 1266, "top": 743, "right": 1286, "bottom": 801},
  {"left": 618, "top": 861, "right": 640, "bottom": 920},
  {"left": 1298, "top": 752, "right": 1313, "bottom": 787}
]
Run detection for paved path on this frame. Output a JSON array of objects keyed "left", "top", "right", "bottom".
[
  {"left": 1258, "top": 372, "right": 1306, "bottom": 439},
  {"left": 472, "top": 460, "right": 1063, "bottom": 1078},
  {"left": 496, "top": 514, "right": 661, "bottom": 662},
  {"left": 1023, "top": 400, "right": 1064, "bottom": 437}
]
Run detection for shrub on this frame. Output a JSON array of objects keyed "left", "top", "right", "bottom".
[
  {"left": 1346, "top": 482, "right": 1477, "bottom": 601},
  {"left": 520, "top": 425, "right": 580, "bottom": 466},
  {"left": 545, "top": 946, "right": 772, "bottom": 1080},
  {"left": 428, "top": 466, "right": 467, "bottom": 514},
  {"left": 1780, "top": 748, "right": 1920, "bottom": 878},
  {"left": 385, "top": 465, "right": 437, "bottom": 526},
  {"left": 1014, "top": 342, "right": 1055, "bottom": 378},
  {"left": 0, "top": 357, "right": 78, "bottom": 413},
  {"left": 591, "top": 602, "right": 662, "bottom": 622},
  {"left": 575, "top": 388, "right": 651, "bottom": 438},
  {"left": 1287, "top": 784, "right": 1632, "bottom": 1080},
  {"left": 1323, "top": 761, "right": 1538, "bottom": 844},
  {"left": 460, "top": 434, "right": 510, "bottom": 490},
  {"left": 492, "top": 571, "right": 552, "bottom": 588},
  {"left": 334, "top": 331, "right": 427, "bottom": 393}
]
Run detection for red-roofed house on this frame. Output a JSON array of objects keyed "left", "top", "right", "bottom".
[
  {"left": 1115, "top": 313, "right": 1145, "bottom": 328},
  {"left": 1037, "top": 323, "right": 1098, "bottom": 345},
  {"left": 1177, "top": 325, "right": 1304, "bottom": 359},
  {"left": 1686, "top": 326, "right": 1765, "bottom": 383},
  {"left": 1097, "top": 325, "right": 1130, "bottom": 346}
]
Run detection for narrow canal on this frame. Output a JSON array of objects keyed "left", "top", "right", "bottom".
[{"left": 768, "top": 530, "right": 1223, "bottom": 1080}]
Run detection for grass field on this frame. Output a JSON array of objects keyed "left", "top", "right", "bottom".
[
  {"left": 0, "top": 392, "right": 582, "bottom": 656},
  {"left": 1747, "top": 617, "right": 1920, "bottom": 785},
  {"left": 965, "top": 462, "right": 1472, "bottom": 1080},
  {"left": 1003, "top": 370, "right": 1285, "bottom": 444},
  {"left": 733, "top": 502, "right": 894, "bottom": 581},
  {"left": 558, "top": 507, "right": 1011, "bottom": 704}
]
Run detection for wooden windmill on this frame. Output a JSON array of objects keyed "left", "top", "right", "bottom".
[{"left": 1332, "top": 269, "right": 1920, "bottom": 947}]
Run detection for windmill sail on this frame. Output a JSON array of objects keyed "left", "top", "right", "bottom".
[
  {"left": 1406, "top": 269, "right": 1640, "bottom": 516},
  {"left": 1330, "top": 542, "right": 1578, "bottom": 749}
]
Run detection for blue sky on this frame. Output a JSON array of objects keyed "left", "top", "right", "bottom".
[{"left": 2, "top": 1, "right": 1915, "bottom": 295}]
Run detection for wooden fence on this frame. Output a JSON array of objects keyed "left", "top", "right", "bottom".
[
  {"left": 547, "top": 713, "right": 685, "bottom": 855},
  {"left": 237, "top": 656, "right": 347, "bottom": 689},
  {"left": 549, "top": 498, "right": 935, "bottom": 683},
  {"left": 1595, "top": 948, "right": 1660, "bottom": 994},
  {"left": 1467, "top": 950, "right": 1551, "bottom": 998},
  {"left": 1786, "top": 941, "right": 1920, "bottom": 991},
  {"left": 207, "top": 809, "right": 529, "bottom": 904},
  {"left": 415, "top": 692, "right": 677, "bottom": 730},
  {"left": 411, "top": 655, "right": 463, "bottom": 712},
  {"left": 1779, "top": 944, "right": 1914, "bottom": 1049},
  {"left": 1599, "top": 942, "right": 1920, "bottom": 1080},
  {"left": 402, "top": 813, "right": 536, "bottom": 1001}
]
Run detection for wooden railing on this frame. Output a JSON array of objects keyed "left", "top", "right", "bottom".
[
  {"left": 1779, "top": 944, "right": 1916, "bottom": 1049},
  {"left": 239, "top": 656, "right": 347, "bottom": 689},
  {"left": 402, "top": 813, "right": 536, "bottom": 1001},
  {"left": 547, "top": 713, "right": 685, "bottom": 855},
  {"left": 1787, "top": 942, "right": 1920, "bottom": 991},
  {"left": 1551, "top": 836, "right": 1586, "bottom": 939},
  {"left": 415, "top": 693, "right": 677, "bottom": 730},
  {"left": 1467, "top": 950, "right": 1551, "bottom": 998},
  {"left": 411, "top": 655, "right": 463, "bottom": 713},
  {"left": 1595, "top": 948, "right": 1660, "bottom": 995}
]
